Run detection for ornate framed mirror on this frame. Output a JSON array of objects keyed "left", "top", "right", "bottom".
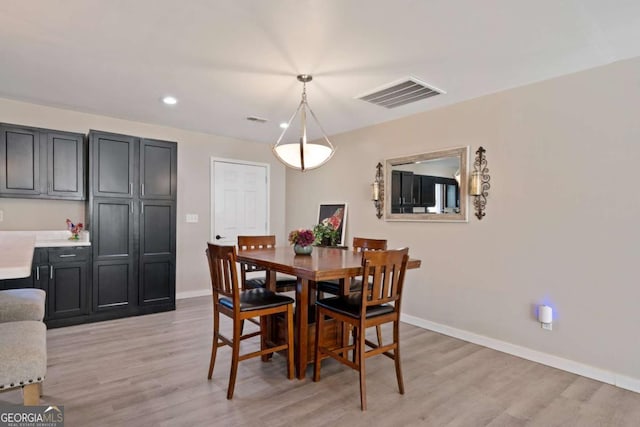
[{"left": 384, "top": 146, "right": 468, "bottom": 222}]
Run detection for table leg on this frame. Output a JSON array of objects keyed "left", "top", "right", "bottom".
[
  {"left": 263, "top": 269, "right": 277, "bottom": 361},
  {"left": 295, "top": 277, "right": 309, "bottom": 379}
]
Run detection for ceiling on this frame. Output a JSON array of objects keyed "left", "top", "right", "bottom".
[{"left": 1, "top": 1, "right": 639, "bottom": 144}]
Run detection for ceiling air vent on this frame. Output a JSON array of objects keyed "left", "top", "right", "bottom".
[
  {"left": 357, "top": 77, "right": 444, "bottom": 109},
  {"left": 246, "top": 116, "right": 268, "bottom": 123}
]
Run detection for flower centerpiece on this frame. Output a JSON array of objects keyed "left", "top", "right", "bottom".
[
  {"left": 66, "top": 218, "right": 83, "bottom": 241},
  {"left": 288, "top": 228, "right": 315, "bottom": 255}
]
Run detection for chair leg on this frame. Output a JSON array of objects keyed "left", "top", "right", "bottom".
[
  {"left": 227, "top": 318, "right": 242, "bottom": 399},
  {"left": 208, "top": 308, "right": 220, "bottom": 379},
  {"left": 23, "top": 383, "right": 39, "bottom": 406},
  {"left": 260, "top": 315, "right": 268, "bottom": 362},
  {"left": 376, "top": 325, "right": 383, "bottom": 347},
  {"left": 357, "top": 324, "right": 367, "bottom": 411},
  {"left": 352, "top": 326, "right": 358, "bottom": 363},
  {"left": 393, "top": 320, "right": 405, "bottom": 394},
  {"left": 313, "top": 309, "right": 324, "bottom": 382},
  {"left": 286, "top": 305, "right": 295, "bottom": 380}
]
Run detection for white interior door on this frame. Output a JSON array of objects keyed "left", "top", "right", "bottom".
[{"left": 211, "top": 159, "right": 269, "bottom": 246}]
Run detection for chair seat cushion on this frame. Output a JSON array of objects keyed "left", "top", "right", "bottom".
[
  {"left": 220, "top": 288, "right": 294, "bottom": 312},
  {"left": 0, "top": 321, "right": 47, "bottom": 390},
  {"left": 0, "top": 288, "right": 46, "bottom": 322},
  {"left": 316, "top": 293, "right": 394, "bottom": 319},
  {"left": 244, "top": 276, "right": 298, "bottom": 291}
]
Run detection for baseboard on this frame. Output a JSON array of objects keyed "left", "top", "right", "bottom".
[
  {"left": 176, "top": 289, "right": 211, "bottom": 300},
  {"left": 401, "top": 313, "right": 640, "bottom": 394}
]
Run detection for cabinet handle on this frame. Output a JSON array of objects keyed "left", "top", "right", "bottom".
[
  {"left": 141, "top": 202, "right": 144, "bottom": 215},
  {"left": 50, "top": 265, "right": 54, "bottom": 279},
  {"left": 129, "top": 183, "right": 133, "bottom": 195},
  {"left": 130, "top": 202, "right": 133, "bottom": 214},
  {"left": 36, "top": 266, "right": 40, "bottom": 281},
  {"left": 141, "top": 183, "right": 145, "bottom": 196},
  {"left": 59, "top": 254, "right": 77, "bottom": 258}
]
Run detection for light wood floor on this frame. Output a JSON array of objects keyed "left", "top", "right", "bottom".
[{"left": 2, "top": 296, "right": 639, "bottom": 426}]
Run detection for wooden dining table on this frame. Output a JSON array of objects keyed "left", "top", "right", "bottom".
[{"left": 236, "top": 246, "right": 421, "bottom": 379}]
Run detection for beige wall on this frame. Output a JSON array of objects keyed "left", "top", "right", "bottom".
[
  {"left": 286, "top": 58, "right": 640, "bottom": 381},
  {"left": 0, "top": 98, "right": 287, "bottom": 295}
]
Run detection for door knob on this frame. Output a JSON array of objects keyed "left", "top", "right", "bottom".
[{"left": 215, "top": 235, "right": 224, "bottom": 240}]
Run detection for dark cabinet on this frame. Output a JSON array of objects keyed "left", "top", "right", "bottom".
[
  {"left": 91, "top": 198, "right": 136, "bottom": 312},
  {"left": 0, "top": 247, "right": 91, "bottom": 325},
  {"left": 391, "top": 170, "right": 414, "bottom": 213},
  {"left": 420, "top": 176, "right": 436, "bottom": 207},
  {"left": 0, "top": 125, "right": 42, "bottom": 196},
  {"left": 0, "top": 123, "right": 86, "bottom": 200},
  {"left": 48, "top": 247, "right": 90, "bottom": 319},
  {"left": 47, "top": 132, "right": 85, "bottom": 199},
  {"left": 88, "top": 130, "right": 176, "bottom": 319},
  {"left": 139, "top": 200, "right": 176, "bottom": 305},
  {"left": 91, "top": 131, "right": 136, "bottom": 198},
  {"left": 140, "top": 139, "right": 177, "bottom": 200}
]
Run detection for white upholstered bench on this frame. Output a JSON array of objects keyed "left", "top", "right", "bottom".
[
  {"left": 0, "top": 321, "right": 47, "bottom": 405},
  {"left": 0, "top": 288, "right": 46, "bottom": 322}
]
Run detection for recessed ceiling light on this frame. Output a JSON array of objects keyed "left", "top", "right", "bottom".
[
  {"left": 162, "top": 96, "right": 178, "bottom": 105},
  {"left": 279, "top": 122, "right": 289, "bottom": 129}
]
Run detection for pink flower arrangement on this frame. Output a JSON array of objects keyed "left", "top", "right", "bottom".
[{"left": 288, "top": 229, "right": 315, "bottom": 247}]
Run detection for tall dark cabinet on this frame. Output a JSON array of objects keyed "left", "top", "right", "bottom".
[{"left": 88, "top": 130, "right": 176, "bottom": 319}]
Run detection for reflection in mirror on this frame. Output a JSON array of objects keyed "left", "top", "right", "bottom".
[{"left": 384, "top": 146, "right": 468, "bottom": 222}]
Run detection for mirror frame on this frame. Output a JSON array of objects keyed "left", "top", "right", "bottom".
[{"left": 384, "top": 146, "right": 469, "bottom": 222}]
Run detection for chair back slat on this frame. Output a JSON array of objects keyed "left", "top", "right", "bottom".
[
  {"left": 361, "top": 248, "right": 409, "bottom": 311},
  {"left": 352, "top": 237, "right": 387, "bottom": 253},
  {"left": 206, "top": 243, "right": 240, "bottom": 306},
  {"left": 237, "top": 235, "right": 277, "bottom": 281}
]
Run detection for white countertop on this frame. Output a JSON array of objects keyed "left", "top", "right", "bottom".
[{"left": 0, "top": 230, "right": 91, "bottom": 280}]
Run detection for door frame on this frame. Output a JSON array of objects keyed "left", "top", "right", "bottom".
[{"left": 209, "top": 157, "right": 271, "bottom": 243}]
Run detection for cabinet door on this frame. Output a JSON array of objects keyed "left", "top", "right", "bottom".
[
  {"left": 400, "top": 171, "right": 413, "bottom": 206},
  {"left": 91, "top": 131, "right": 136, "bottom": 198},
  {"left": 92, "top": 198, "right": 136, "bottom": 311},
  {"left": 49, "top": 260, "right": 89, "bottom": 319},
  {"left": 391, "top": 170, "right": 402, "bottom": 207},
  {"left": 140, "top": 139, "right": 177, "bottom": 200},
  {"left": 47, "top": 132, "right": 85, "bottom": 199},
  {"left": 0, "top": 125, "right": 43, "bottom": 196},
  {"left": 421, "top": 176, "right": 436, "bottom": 207},
  {"left": 139, "top": 200, "right": 176, "bottom": 305}
]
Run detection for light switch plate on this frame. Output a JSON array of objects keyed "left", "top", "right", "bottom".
[
  {"left": 0, "top": 209, "right": 3, "bottom": 222},
  {"left": 186, "top": 214, "right": 199, "bottom": 223}
]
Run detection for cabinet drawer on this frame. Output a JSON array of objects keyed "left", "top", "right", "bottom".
[{"left": 48, "top": 247, "right": 91, "bottom": 263}]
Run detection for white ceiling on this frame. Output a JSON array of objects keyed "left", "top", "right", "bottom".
[{"left": 1, "top": 1, "right": 639, "bottom": 144}]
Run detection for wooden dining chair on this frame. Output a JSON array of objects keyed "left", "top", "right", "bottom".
[
  {"left": 316, "top": 237, "right": 388, "bottom": 345},
  {"left": 316, "top": 237, "right": 387, "bottom": 295},
  {"left": 205, "top": 243, "right": 295, "bottom": 399},
  {"left": 313, "top": 248, "right": 409, "bottom": 410},
  {"left": 237, "top": 235, "right": 297, "bottom": 292}
]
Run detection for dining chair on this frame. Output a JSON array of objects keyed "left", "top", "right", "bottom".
[
  {"left": 313, "top": 248, "right": 409, "bottom": 410},
  {"left": 316, "top": 237, "right": 387, "bottom": 295},
  {"left": 316, "top": 237, "right": 388, "bottom": 346},
  {"left": 237, "top": 235, "right": 298, "bottom": 292},
  {"left": 205, "top": 243, "right": 295, "bottom": 399}
]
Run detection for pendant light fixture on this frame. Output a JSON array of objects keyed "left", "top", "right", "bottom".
[{"left": 272, "top": 74, "right": 335, "bottom": 171}]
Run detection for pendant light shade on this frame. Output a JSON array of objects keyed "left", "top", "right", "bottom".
[{"left": 272, "top": 75, "right": 335, "bottom": 171}]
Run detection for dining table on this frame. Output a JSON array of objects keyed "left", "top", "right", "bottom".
[{"left": 236, "top": 245, "right": 422, "bottom": 379}]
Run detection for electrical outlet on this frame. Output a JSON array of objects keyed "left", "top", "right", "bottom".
[
  {"left": 542, "top": 323, "right": 552, "bottom": 331},
  {"left": 185, "top": 214, "right": 199, "bottom": 223}
]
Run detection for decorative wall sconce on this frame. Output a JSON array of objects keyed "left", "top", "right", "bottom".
[
  {"left": 371, "top": 162, "right": 384, "bottom": 219},
  {"left": 469, "top": 146, "right": 490, "bottom": 220}
]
